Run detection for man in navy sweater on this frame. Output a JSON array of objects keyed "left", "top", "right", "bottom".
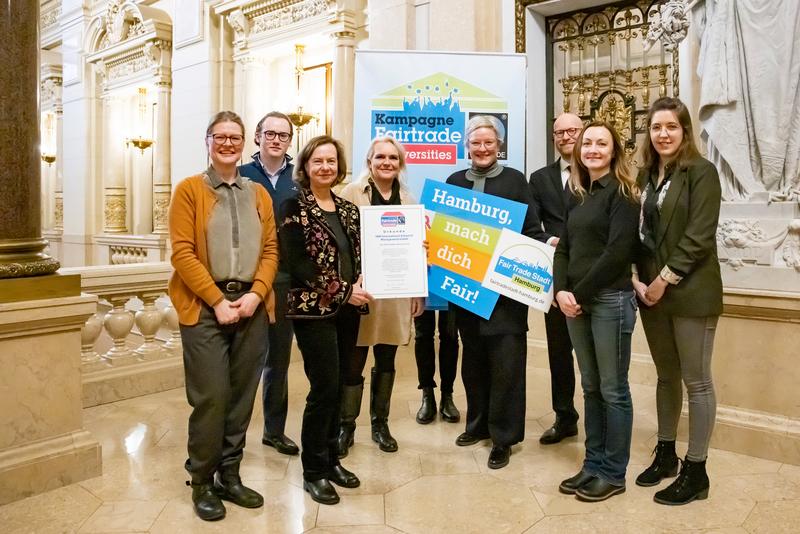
[{"left": 239, "top": 111, "right": 300, "bottom": 455}]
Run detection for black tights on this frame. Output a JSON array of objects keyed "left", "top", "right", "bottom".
[{"left": 344, "top": 344, "right": 398, "bottom": 385}]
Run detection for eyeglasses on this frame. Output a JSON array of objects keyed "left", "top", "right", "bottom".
[
  {"left": 208, "top": 134, "right": 244, "bottom": 146},
  {"left": 261, "top": 130, "right": 292, "bottom": 142},
  {"left": 553, "top": 128, "right": 580, "bottom": 139},
  {"left": 468, "top": 140, "right": 498, "bottom": 149}
]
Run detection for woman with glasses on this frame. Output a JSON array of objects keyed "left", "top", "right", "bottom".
[
  {"left": 280, "top": 135, "right": 372, "bottom": 505},
  {"left": 633, "top": 97, "right": 722, "bottom": 505},
  {"left": 554, "top": 121, "right": 639, "bottom": 502},
  {"left": 446, "top": 115, "right": 540, "bottom": 470},
  {"left": 336, "top": 136, "right": 425, "bottom": 457},
  {"left": 169, "top": 111, "right": 279, "bottom": 521}
]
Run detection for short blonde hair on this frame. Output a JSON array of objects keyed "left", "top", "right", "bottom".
[{"left": 465, "top": 115, "right": 504, "bottom": 147}]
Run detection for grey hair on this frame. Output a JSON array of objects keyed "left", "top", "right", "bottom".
[{"left": 465, "top": 115, "right": 504, "bottom": 147}]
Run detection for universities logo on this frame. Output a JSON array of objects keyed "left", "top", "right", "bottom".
[
  {"left": 380, "top": 211, "right": 406, "bottom": 227},
  {"left": 370, "top": 73, "right": 509, "bottom": 165}
]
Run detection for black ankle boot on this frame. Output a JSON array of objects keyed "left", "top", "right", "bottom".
[
  {"left": 370, "top": 368, "right": 398, "bottom": 452},
  {"left": 654, "top": 457, "right": 709, "bottom": 505},
  {"left": 190, "top": 481, "right": 226, "bottom": 521},
  {"left": 439, "top": 392, "right": 460, "bottom": 423},
  {"left": 636, "top": 440, "right": 679, "bottom": 487},
  {"left": 214, "top": 470, "right": 264, "bottom": 509},
  {"left": 416, "top": 387, "right": 437, "bottom": 424},
  {"left": 336, "top": 382, "right": 364, "bottom": 458}
]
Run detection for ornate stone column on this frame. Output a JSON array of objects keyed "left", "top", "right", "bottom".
[
  {"left": 332, "top": 29, "right": 357, "bottom": 171},
  {"left": 0, "top": 1, "right": 59, "bottom": 278},
  {"left": 101, "top": 93, "right": 128, "bottom": 233},
  {"left": 152, "top": 82, "right": 171, "bottom": 234}
]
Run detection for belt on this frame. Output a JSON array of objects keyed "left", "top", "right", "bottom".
[{"left": 216, "top": 280, "right": 252, "bottom": 293}]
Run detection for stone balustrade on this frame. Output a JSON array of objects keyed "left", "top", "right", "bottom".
[{"left": 60, "top": 262, "right": 185, "bottom": 407}]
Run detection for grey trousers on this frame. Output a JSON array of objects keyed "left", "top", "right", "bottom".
[
  {"left": 181, "top": 296, "right": 268, "bottom": 482},
  {"left": 640, "top": 309, "right": 718, "bottom": 461},
  {"left": 262, "top": 279, "right": 294, "bottom": 438}
]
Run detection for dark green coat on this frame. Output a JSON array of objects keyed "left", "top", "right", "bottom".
[{"left": 636, "top": 157, "right": 723, "bottom": 317}]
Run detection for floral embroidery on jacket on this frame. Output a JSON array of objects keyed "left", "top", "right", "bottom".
[{"left": 280, "top": 188, "right": 367, "bottom": 318}]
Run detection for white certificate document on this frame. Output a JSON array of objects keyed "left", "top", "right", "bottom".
[{"left": 360, "top": 204, "right": 428, "bottom": 299}]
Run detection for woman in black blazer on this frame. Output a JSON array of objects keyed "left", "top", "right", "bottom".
[{"left": 633, "top": 97, "right": 723, "bottom": 505}]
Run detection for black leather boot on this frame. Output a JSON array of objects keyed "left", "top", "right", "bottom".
[
  {"left": 190, "top": 481, "right": 226, "bottom": 521},
  {"left": 636, "top": 440, "right": 680, "bottom": 487},
  {"left": 654, "top": 457, "right": 709, "bottom": 505},
  {"left": 370, "top": 368, "right": 398, "bottom": 452},
  {"left": 214, "top": 468, "right": 264, "bottom": 508},
  {"left": 439, "top": 392, "right": 461, "bottom": 423},
  {"left": 336, "top": 381, "right": 363, "bottom": 459},
  {"left": 416, "top": 387, "right": 437, "bottom": 424}
]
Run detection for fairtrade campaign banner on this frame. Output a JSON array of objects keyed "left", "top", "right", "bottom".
[
  {"left": 420, "top": 180, "right": 528, "bottom": 319},
  {"left": 352, "top": 50, "right": 527, "bottom": 200}
]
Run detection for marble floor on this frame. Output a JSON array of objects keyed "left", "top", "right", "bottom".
[{"left": 2, "top": 344, "right": 800, "bottom": 534}]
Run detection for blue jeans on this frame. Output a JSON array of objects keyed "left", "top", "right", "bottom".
[{"left": 566, "top": 289, "right": 636, "bottom": 486}]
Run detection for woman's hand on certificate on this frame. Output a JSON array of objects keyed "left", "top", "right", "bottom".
[
  {"left": 348, "top": 275, "right": 373, "bottom": 306},
  {"left": 423, "top": 239, "right": 431, "bottom": 266},
  {"left": 410, "top": 297, "right": 425, "bottom": 318},
  {"left": 555, "top": 291, "right": 582, "bottom": 318}
]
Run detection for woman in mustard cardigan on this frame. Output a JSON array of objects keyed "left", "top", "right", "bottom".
[{"left": 168, "top": 111, "right": 278, "bottom": 522}]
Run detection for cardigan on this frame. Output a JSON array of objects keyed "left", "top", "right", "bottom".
[
  {"left": 279, "top": 187, "right": 369, "bottom": 319},
  {"left": 339, "top": 177, "right": 416, "bottom": 346},
  {"left": 168, "top": 172, "right": 279, "bottom": 325}
]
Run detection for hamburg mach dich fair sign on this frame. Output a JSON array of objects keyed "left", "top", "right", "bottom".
[{"left": 420, "top": 180, "right": 554, "bottom": 319}]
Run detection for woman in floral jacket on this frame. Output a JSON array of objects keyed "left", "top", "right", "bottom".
[{"left": 279, "top": 135, "right": 371, "bottom": 506}]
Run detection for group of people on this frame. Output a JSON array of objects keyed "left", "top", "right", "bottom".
[{"left": 168, "top": 96, "right": 722, "bottom": 521}]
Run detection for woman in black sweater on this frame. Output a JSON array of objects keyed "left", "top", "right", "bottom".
[{"left": 553, "top": 121, "right": 640, "bottom": 502}]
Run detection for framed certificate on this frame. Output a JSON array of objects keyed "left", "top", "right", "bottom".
[{"left": 359, "top": 204, "right": 428, "bottom": 299}]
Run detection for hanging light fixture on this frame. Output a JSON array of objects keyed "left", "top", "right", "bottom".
[
  {"left": 286, "top": 44, "right": 317, "bottom": 149},
  {"left": 126, "top": 87, "right": 154, "bottom": 153},
  {"left": 41, "top": 111, "right": 56, "bottom": 165}
]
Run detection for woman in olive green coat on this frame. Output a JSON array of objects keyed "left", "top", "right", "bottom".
[{"left": 633, "top": 97, "right": 722, "bottom": 506}]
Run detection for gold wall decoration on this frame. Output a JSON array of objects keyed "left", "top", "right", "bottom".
[
  {"left": 515, "top": 0, "right": 678, "bottom": 156},
  {"left": 152, "top": 192, "right": 170, "bottom": 235}
]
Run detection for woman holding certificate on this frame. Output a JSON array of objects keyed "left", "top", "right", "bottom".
[
  {"left": 553, "top": 121, "right": 639, "bottom": 502},
  {"left": 633, "top": 97, "right": 722, "bottom": 505},
  {"left": 279, "top": 135, "right": 372, "bottom": 505},
  {"left": 446, "top": 115, "right": 540, "bottom": 470},
  {"left": 337, "top": 137, "right": 425, "bottom": 457}
]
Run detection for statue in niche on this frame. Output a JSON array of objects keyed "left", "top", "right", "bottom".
[{"left": 694, "top": 0, "right": 800, "bottom": 202}]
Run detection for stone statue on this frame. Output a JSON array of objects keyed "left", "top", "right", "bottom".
[{"left": 694, "top": 0, "right": 800, "bottom": 202}]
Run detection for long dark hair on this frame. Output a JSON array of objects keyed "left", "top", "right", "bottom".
[
  {"left": 569, "top": 121, "right": 638, "bottom": 202},
  {"left": 639, "top": 97, "right": 701, "bottom": 171}
]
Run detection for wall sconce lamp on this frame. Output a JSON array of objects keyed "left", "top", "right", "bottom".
[
  {"left": 41, "top": 111, "right": 57, "bottom": 165},
  {"left": 125, "top": 87, "right": 154, "bottom": 154},
  {"left": 287, "top": 44, "right": 318, "bottom": 149}
]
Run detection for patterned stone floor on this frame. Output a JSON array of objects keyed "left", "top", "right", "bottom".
[{"left": 3, "top": 344, "right": 799, "bottom": 533}]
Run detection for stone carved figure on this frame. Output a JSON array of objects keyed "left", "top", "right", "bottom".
[
  {"left": 695, "top": 0, "right": 800, "bottom": 201},
  {"left": 644, "top": 0, "right": 695, "bottom": 53}
]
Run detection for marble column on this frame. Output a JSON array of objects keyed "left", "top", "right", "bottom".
[
  {"left": 102, "top": 94, "right": 127, "bottom": 233},
  {"left": 0, "top": 1, "right": 59, "bottom": 278},
  {"left": 152, "top": 83, "right": 171, "bottom": 234},
  {"left": 332, "top": 30, "right": 356, "bottom": 171}
]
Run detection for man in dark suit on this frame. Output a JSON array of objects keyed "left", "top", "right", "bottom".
[
  {"left": 528, "top": 112, "right": 584, "bottom": 444},
  {"left": 239, "top": 111, "right": 300, "bottom": 456}
]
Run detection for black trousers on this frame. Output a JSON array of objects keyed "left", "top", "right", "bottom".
[
  {"left": 544, "top": 305, "right": 579, "bottom": 425},
  {"left": 414, "top": 310, "right": 459, "bottom": 393},
  {"left": 262, "top": 279, "right": 294, "bottom": 437},
  {"left": 459, "top": 328, "right": 527, "bottom": 447},
  {"left": 181, "top": 294, "right": 267, "bottom": 483},
  {"left": 293, "top": 305, "right": 360, "bottom": 481}
]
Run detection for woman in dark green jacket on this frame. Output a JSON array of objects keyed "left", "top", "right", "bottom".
[{"left": 633, "top": 97, "right": 722, "bottom": 506}]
